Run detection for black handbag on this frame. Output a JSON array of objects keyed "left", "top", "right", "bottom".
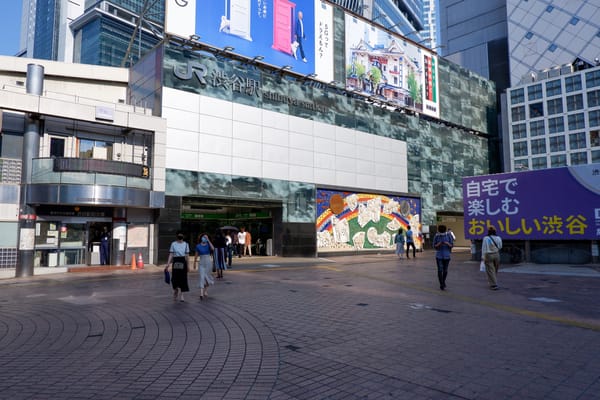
[{"left": 164, "top": 269, "right": 171, "bottom": 284}]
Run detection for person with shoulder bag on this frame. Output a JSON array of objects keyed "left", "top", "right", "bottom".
[
  {"left": 481, "top": 227, "right": 503, "bottom": 290},
  {"left": 165, "top": 233, "right": 190, "bottom": 302}
]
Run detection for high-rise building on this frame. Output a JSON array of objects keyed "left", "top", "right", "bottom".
[
  {"left": 329, "top": 0, "right": 426, "bottom": 42},
  {"left": 439, "top": 0, "right": 600, "bottom": 102},
  {"left": 421, "top": 0, "right": 439, "bottom": 50},
  {"left": 439, "top": 0, "right": 600, "bottom": 173},
  {"left": 19, "top": 0, "right": 164, "bottom": 66}
]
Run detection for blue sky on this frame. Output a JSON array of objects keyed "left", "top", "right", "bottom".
[{"left": 0, "top": 1, "right": 23, "bottom": 56}]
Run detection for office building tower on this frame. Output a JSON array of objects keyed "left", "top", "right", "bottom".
[
  {"left": 329, "top": 0, "right": 426, "bottom": 42},
  {"left": 19, "top": 0, "right": 164, "bottom": 66}
]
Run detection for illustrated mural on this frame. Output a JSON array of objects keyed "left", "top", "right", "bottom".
[{"left": 316, "top": 189, "right": 422, "bottom": 251}]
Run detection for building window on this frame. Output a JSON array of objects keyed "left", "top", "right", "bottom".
[
  {"left": 548, "top": 116, "right": 564, "bottom": 134},
  {"left": 588, "top": 89, "right": 600, "bottom": 108},
  {"left": 527, "top": 83, "right": 543, "bottom": 100},
  {"left": 530, "top": 138, "right": 546, "bottom": 155},
  {"left": 551, "top": 154, "right": 567, "bottom": 167},
  {"left": 568, "top": 113, "right": 585, "bottom": 130},
  {"left": 592, "top": 150, "right": 600, "bottom": 163},
  {"left": 549, "top": 136, "right": 566, "bottom": 152},
  {"left": 546, "top": 98, "right": 563, "bottom": 115},
  {"left": 570, "top": 152, "right": 588, "bottom": 165},
  {"left": 565, "top": 75, "right": 582, "bottom": 92},
  {"left": 590, "top": 130, "right": 600, "bottom": 147},
  {"left": 570, "top": 17, "right": 579, "bottom": 25},
  {"left": 529, "top": 102, "right": 544, "bottom": 118},
  {"left": 587, "top": 70, "right": 600, "bottom": 88},
  {"left": 79, "top": 139, "right": 113, "bottom": 160},
  {"left": 532, "top": 157, "right": 547, "bottom": 170},
  {"left": 529, "top": 120, "right": 545, "bottom": 136},
  {"left": 545, "top": 79, "right": 561, "bottom": 96},
  {"left": 514, "top": 160, "right": 529, "bottom": 171},
  {"left": 512, "top": 123, "right": 527, "bottom": 139},
  {"left": 548, "top": 44, "right": 557, "bottom": 52},
  {"left": 525, "top": 31, "right": 533, "bottom": 40},
  {"left": 510, "top": 88, "right": 525, "bottom": 104},
  {"left": 569, "top": 132, "right": 587, "bottom": 149},
  {"left": 511, "top": 105, "right": 526, "bottom": 121},
  {"left": 546, "top": 5, "right": 554, "bottom": 12},
  {"left": 590, "top": 110, "right": 600, "bottom": 127},
  {"left": 566, "top": 94, "right": 584, "bottom": 111},
  {"left": 513, "top": 141, "right": 528, "bottom": 157}
]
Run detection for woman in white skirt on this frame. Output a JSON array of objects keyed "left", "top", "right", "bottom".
[{"left": 193, "top": 233, "right": 215, "bottom": 300}]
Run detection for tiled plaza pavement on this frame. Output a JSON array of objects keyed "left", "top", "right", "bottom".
[{"left": 0, "top": 250, "right": 599, "bottom": 399}]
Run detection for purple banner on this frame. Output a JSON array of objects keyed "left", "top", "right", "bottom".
[{"left": 463, "top": 164, "right": 600, "bottom": 240}]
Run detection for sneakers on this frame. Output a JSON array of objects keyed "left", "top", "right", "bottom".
[
  {"left": 490, "top": 285, "right": 499, "bottom": 290},
  {"left": 302, "top": 58, "right": 307, "bottom": 63}
]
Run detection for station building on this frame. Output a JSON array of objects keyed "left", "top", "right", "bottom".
[{"left": 0, "top": 2, "right": 495, "bottom": 273}]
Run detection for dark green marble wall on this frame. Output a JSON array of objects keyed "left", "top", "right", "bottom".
[{"left": 161, "top": 43, "right": 492, "bottom": 227}]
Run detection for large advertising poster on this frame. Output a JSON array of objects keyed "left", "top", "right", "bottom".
[
  {"left": 344, "top": 14, "right": 440, "bottom": 118},
  {"left": 463, "top": 164, "right": 600, "bottom": 240},
  {"left": 165, "top": 0, "right": 334, "bottom": 80},
  {"left": 316, "top": 189, "right": 422, "bottom": 252}
]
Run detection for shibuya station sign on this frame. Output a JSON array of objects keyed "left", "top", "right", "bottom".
[
  {"left": 172, "top": 60, "right": 327, "bottom": 113},
  {"left": 165, "top": 0, "right": 334, "bottom": 82},
  {"left": 463, "top": 164, "right": 600, "bottom": 240}
]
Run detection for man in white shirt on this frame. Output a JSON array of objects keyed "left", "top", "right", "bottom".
[{"left": 237, "top": 227, "right": 246, "bottom": 258}]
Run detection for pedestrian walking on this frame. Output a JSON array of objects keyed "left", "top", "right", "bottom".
[
  {"left": 406, "top": 227, "right": 416, "bottom": 258},
  {"left": 433, "top": 225, "right": 454, "bottom": 290},
  {"left": 165, "top": 233, "right": 190, "bottom": 302},
  {"left": 244, "top": 229, "right": 252, "bottom": 257},
  {"left": 482, "top": 227, "right": 503, "bottom": 290},
  {"left": 213, "top": 230, "right": 227, "bottom": 279},
  {"left": 193, "top": 233, "right": 215, "bottom": 300},
  {"left": 394, "top": 228, "right": 405, "bottom": 258},
  {"left": 225, "top": 231, "right": 233, "bottom": 267},
  {"left": 237, "top": 227, "right": 246, "bottom": 258}
]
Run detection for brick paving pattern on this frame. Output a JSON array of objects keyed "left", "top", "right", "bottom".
[{"left": 0, "top": 250, "right": 599, "bottom": 399}]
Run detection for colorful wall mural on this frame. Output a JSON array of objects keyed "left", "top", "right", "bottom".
[{"left": 316, "top": 189, "right": 422, "bottom": 251}]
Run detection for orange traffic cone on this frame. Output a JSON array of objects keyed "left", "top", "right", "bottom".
[
  {"left": 137, "top": 252, "right": 144, "bottom": 269},
  {"left": 131, "top": 253, "right": 137, "bottom": 270}
]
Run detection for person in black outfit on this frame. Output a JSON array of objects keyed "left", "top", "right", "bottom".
[{"left": 100, "top": 226, "right": 110, "bottom": 265}]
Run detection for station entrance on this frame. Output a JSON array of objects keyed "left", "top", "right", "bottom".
[{"left": 180, "top": 197, "right": 283, "bottom": 256}]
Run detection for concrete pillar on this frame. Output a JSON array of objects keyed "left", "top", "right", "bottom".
[{"left": 16, "top": 64, "right": 44, "bottom": 277}]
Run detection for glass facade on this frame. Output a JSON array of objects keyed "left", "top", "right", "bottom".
[
  {"left": 33, "top": 0, "right": 59, "bottom": 60},
  {"left": 74, "top": 13, "right": 161, "bottom": 67}
]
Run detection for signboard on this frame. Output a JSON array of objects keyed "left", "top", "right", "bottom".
[
  {"left": 165, "top": 0, "right": 334, "bottom": 81},
  {"left": 344, "top": 14, "right": 439, "bottom": 118},
  {"left": 463, "top": 164, "right": 600, "bottom": 240},
  {"left": 316, "top": 189, "right": 422, "bottom": 251}
]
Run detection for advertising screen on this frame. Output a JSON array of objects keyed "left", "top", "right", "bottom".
[
  {"left": 165, "top": 0, "right": 334, "bottom": 81},
  {"left": 463, "top": 164, "right": 600, "bottom": 240},
  {"left": 344, "top": 13, "right": 439, "bottom": 118}
]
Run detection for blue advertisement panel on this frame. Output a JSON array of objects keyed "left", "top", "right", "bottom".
[
  {"left": 463, "top": 164, "right": 600, "bottom": 240},
  {"left": 316, "top": 189, "right": 423, "bottom": 251},
  {"left": 170, "top": 0, "right": 334, "bottom": 78}
]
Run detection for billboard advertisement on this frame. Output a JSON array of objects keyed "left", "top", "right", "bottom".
[
  {"left": 165, "top": 0, "right": 334, "bottom": 81},
  {"left": 316, "top": 189, "right": 423, "bottom": 252},
  {"left": 344, "top": 14, "right": 439, "bottom": 118},
  {"left": 463, "top": 164, "right": 600, "bottom": 240}
]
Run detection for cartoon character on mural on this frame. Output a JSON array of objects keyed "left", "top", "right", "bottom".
[{"left": 316, "top": 190, "right": 422, "bottom": 252}]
